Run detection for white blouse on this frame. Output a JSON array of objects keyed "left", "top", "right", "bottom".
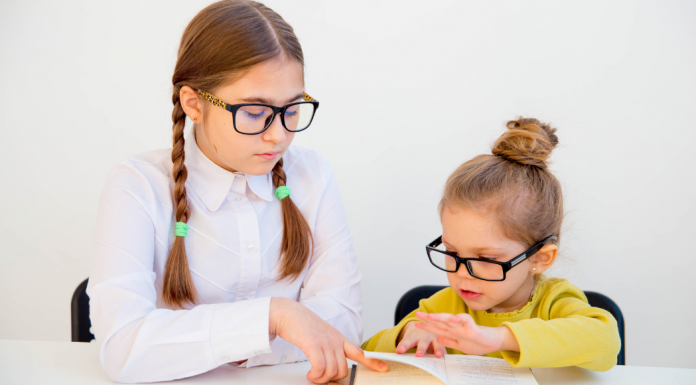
[{"left": 87, "top": 130, "right": 363, "bottom": 383}]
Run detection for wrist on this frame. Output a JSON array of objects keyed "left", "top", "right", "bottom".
[
  {"left": 269, "top": 297, "right": 297, "bottom": 336},
  {"left": 498, "top": 325, "right": 520, "bottom": 352}
]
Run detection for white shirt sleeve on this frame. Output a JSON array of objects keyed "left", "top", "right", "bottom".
[{"left": 87, "top": 167, "right": 273, "bottom": 383}]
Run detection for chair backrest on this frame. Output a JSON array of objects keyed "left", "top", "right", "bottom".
[
  {"left": 71, "top": 278, "right": 95, "bottom": 343},
  {"left": 584, "top": 291, "right": 625, "bottom": 365},
  {"left": 394, "top": 285, "right": 625, "bottom": 365},
  {"left": 394, "top": 285, "right": 447, "bottom": 326}
]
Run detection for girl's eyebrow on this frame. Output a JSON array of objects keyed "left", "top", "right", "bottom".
[
  {"left": 442, "top": 238, "right": 506, "bottom": 255},
  {"left": 240, "top": 93, "right": 304, "bottom": 105},
  {"left": 470, "top": 247, "right": 507, "bottom": 257}
]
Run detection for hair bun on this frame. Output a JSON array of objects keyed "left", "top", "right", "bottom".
[{"left": 491, "top": 117, "right": 559, "bottom": 169}]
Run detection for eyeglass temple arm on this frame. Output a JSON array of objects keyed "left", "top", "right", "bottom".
[
  {"left": 197, "top": 90, "right": 227, "bottom": 109},
  {"left": 198, "top": 89, "right": 317, "bottom": 105},
  {"left": 511, "top": 235, "right": 559, "bottom": 266},
  {"left": 428, "top": 236, "right": 443, "bottom": 248}
]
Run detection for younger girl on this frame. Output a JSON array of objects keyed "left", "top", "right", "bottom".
[{"left": 362, "top": 118, "right": 621, "bottom": 371}]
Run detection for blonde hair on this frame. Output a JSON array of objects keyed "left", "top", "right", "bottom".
[
  {"left": 164, "top": 0, "right": 312, "bottom": 309},
  {"left": 439, "top": 118, "right": 563, "bottom": 249}
]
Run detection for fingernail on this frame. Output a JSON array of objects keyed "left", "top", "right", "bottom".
[{"left": 380, "top": 362, "right": 387, "bottom": 370}]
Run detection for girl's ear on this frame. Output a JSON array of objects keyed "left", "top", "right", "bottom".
[
  {"left": 180, "top": 86, "right": 203, "bottom": 121},
  {"left": 529, "top": 244, "right": 558, "bottom": 274}
]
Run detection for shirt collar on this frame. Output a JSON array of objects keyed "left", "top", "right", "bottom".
[
  {"left": 184, "top": 130, "right": 274, "bottom": 212},
  {"left": 246, "top": 172, "right": 274, "bottom": 202}
]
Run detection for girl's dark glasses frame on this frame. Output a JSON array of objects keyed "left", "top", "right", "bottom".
[{"left": 426, "top": 235, "right": 558, "bottom": 281}]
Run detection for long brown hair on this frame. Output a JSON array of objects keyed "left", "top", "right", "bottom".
[
  {"left": 440, "top": 117, "right": 564, "bottom": 251},
  {"left": 163, "top": 0, "right": 312, "bottom": 308}
]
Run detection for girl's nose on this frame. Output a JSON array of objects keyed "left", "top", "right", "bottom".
[
  {"left": 457, "top": 263, "right": 474, "bottom": 279},
  {"left": 262, "top": 114, "right": 286, "bottom": 144}
]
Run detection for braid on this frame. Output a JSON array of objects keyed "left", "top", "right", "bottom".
[
  {"left": 171, "top": 95, "right": 191, "bottom": 224},
  {"left": 271, "top": 158, "right": 287, "bottom": 187},
  {"left": 272, "top": 159, "right": 313, "bottom": 280},
  {"left": 162, "top": 89, "right": 199, "bottom": 308}
]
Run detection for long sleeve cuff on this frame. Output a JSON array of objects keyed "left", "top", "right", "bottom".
[
  {"left": 210, "top": 297, "right": 273, "bottom": 365},
  {"left": 245, "top": 336, "right": 304, "bottom": 368}
]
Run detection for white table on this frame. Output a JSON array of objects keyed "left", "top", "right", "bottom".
[{"left": 1, "top": 340, "right": 694, "bottom": 384}]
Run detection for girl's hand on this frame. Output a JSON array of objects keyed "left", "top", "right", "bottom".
[
  {"left": 413, "top": 311, "right": 520, "bottom": 356},
  {"left": 395, "top": 320, "right": 446, "bottom": 358},
  {"left": 269, "top": 297, "right": 389, "bottom": 384}
]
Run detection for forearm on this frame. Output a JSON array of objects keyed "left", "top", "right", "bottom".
[
  {"left": 500, "top": 313, "right": 620, "bottom": 371},
  {"left": 92, "top": 283, "right": 272, "bottom": 383}
]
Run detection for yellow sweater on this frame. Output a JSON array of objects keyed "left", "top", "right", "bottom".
[{"left": 361, "top": 277, "right": 621, "bottom": 371}]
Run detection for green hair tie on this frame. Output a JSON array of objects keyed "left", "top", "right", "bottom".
[
  {"left": 174, "top": 222, "right": 188, "bottom": 237},
  {"left": 275, "top": 186, "right": 291, "bottom": 200}
]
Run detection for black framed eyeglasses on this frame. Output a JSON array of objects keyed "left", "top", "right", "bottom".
[
  {"left": 425, "top": 235, "right": 558, "bottom": 281},
  {"left": 197, "top": 90, "right": 319, "bottom": 135}
]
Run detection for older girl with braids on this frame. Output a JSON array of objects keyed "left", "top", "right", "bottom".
[
  {"left": 363, "top": 118, "right": 622, "bottom": 371},
  {"left": 86, "top": 1, "right": 387, "bottom": 383}
]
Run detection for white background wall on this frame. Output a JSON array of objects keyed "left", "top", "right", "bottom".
[{"left": 1, "top": 0, "right": 695, "bottom": 369}]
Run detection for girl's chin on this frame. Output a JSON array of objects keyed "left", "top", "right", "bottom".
[
  {"left": 461, "top": 297, "right": 490, "bottom": 311},
  {"left": 465, "top": 303, "right": 491, "bottom": 312},
  {"left": 238, "top": 160, "right": 279, "bottom": 176}
]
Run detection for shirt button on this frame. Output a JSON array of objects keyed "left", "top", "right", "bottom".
[
  {"left": 248, "top": 244, "right": 255, "bottom": 251},
  {"left": 234, "top": 197, "right": 242, "bottom": 202}
]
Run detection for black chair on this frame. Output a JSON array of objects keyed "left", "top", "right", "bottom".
[
  {"left": 584, "top": 291, "right": 625, "bottom": 366},
  {"left": 71, "top": 278, "right": 95, "bottom": 342},
  {"left": 394, "top": 285, "right": 625, "bottom": 365}
]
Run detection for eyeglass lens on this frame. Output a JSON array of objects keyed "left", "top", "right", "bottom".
[
  {"left": 429, "top": 243, "right": 505, "bottom": 280},
  {"left": 235, "top": 103, "right": 316, "bottom": 133}
]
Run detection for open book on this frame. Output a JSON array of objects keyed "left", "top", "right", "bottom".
[{"left": 335, "top": 352, "right": 538, "bottom": 385}]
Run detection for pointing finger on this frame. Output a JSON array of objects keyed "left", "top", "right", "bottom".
[{"left": 344, "top": 340, "right": 389, "bottom": 373}]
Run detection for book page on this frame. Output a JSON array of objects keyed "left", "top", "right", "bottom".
[
  {"left": 444, "top": 355, "right": 538, "bottom": 385},
  {"left": 353, "top": 360, "right": 446, "bottom": 385},
  {"left": 354, "top": 352, "right": 448, "bottom": 385}
]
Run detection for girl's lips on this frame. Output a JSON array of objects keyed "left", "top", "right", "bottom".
[
  {"left": 257, "top": 152, "right": 279, "bottom": 160},
  {"left": 460, "top": 289, "right": 482, "bottom": 300}
]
